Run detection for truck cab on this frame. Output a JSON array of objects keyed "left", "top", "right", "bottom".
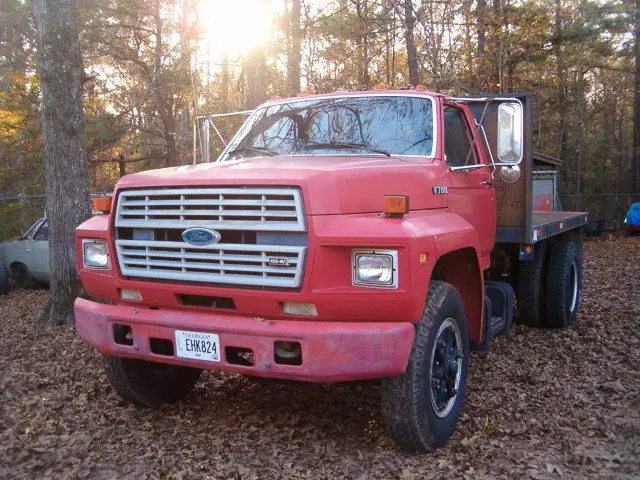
[{"left": 74, "top": 88, "right": 588, "bottom": 452}]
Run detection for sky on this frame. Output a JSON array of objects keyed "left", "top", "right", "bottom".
[{"left": 197, "top": 0, "right": 281, "bottom": 61}]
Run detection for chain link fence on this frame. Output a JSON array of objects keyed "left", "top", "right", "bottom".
[{"left": 561, "top": 194, "right": 640, "bottom": 231}]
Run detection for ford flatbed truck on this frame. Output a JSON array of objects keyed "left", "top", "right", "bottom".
[{"left": 74, "top": 89, "right": 588, "bottom": 451}]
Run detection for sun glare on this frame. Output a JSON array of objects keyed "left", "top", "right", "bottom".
[{"left": 198, "top": 0, "right": 276, "bottom": 59}]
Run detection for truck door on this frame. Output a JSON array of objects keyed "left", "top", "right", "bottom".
[
  {"left": 29, "top": 220, "right": 49, "bottom": 280},
  {"left": 443, "top": 104, "right": 496, "bottom": 263}
]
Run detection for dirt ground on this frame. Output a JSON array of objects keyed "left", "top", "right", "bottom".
[{"left": 1, "top": 236, "right": 638, "bottom": 479}]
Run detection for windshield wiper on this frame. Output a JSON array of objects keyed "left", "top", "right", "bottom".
[
  {"left": 226, "top": 146, "right": 277, "bottom": 157},
  {"left": 300, "top": 142, "right": 391, "bottom": 157}
]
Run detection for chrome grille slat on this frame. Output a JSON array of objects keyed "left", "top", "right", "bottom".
[
  {"left": 122, "top": 250, "right": 299, "bottom": 264},
  {"left": 119, "top": 209, "right": 298, "bottom": 218},
  {"left": 114, "top": 187, "right": 306, "bottom": 288},
  {"left": 122, "top": 199, "right": 296, "bottom": 207},
  {"left": 122, "top": 258, "right": 297, "bottom": 275}
]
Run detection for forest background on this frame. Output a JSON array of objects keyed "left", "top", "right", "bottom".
[{"left": 0, "top": 0, "right": 637, "bottom": 240}]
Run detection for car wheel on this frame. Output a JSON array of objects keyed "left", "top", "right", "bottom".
[
  {"left": 11, "top": 263, "right": 37, "bottom": 289},
  {"left": 516, "top": 242, "right": 548, "bottom": 326},
  {"left": 0, "top": 264, "right": 9, "bottom": 295},
  {"left": 546, "top": 241, "right": 582, "bottom": 328},
  {"left": 381, "top": 280, "right": 470, "bottom": 452},
  {"left": 106, "top": 356, "right": 202, "bottom": 408}
]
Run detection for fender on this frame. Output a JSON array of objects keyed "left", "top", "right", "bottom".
[{"left": 401, "top": 210, "right": 485, "bottom": 341}]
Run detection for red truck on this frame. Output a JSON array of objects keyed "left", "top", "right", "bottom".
[{"left": 74, "top": 89, "right": 588, "bottom": 452}]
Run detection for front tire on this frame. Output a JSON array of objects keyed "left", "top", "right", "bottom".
[
  {"left": 106, "top": 356, "right": 202, "bottom": 408},
  {"left": 381, "top": 280, "right": 470, "bottom": 452}
]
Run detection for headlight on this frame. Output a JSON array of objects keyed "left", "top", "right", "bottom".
[
  {"left": 83, "top": 240, "right": 110, "bottom": 269},
  {"left": 352, "top": 249, "right": 398, "bottom": 288}
]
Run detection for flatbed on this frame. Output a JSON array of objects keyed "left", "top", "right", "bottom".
[{"left": 531, "top": 211, "right": 589, "bottom": 242}]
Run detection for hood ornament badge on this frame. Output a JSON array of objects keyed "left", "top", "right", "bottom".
[{"left": 182, "top": 228, "right": 221, "bottom": 246}]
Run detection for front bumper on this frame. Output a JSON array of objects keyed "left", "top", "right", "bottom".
[{"left": 75, "top": 298, "right": 415, "bottom": 382}]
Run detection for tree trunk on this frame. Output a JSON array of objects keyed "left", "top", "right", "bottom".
[
  {"left": 477, "top": 0, "right": 486, "bottom": 54},
  {"left": 493, "top": 0, "right": 503, "bottom": 92},
  {"left": 356, "top": 0, "right": 371, "bottom": 89},
  {"left": 633, "top": 0, "right": 640, "bottom": 193},
  {"left": 476, "top": 0, "right": 486, "bottom": 89},
  {"left": 245, "top": 45, "right": 267, "bottom": 108},
  {"left": 404, "top": 0, "right": 419, "bottom": 86},
  {"left": 554, "top": 0, "right": 568, "bottom": 164},
  {"left": 220, "top": 51, "right": 230, "bottom": 110},
  {"left": 286, "top": 0, "right": 302, "bottom": 96},
  {"left": 32, "top": 0, "right": 90, "bottom": 327}
]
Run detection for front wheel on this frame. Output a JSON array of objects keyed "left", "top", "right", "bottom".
[
  {"left": 106, "top": 356, "right": 202, "bottom": 408},
  {"left": 381, "top": 280, "right": 470, "bottom": 452}
]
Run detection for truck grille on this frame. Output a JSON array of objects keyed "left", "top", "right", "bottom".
[
  {"left": 114, "top": 187, "right": 307, "bottom": 288},
  {"left": 115, "top": 187, "right": 305, "bottom": 231}
]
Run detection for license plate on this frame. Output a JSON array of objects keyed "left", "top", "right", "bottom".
[{"left": 174, "top": 330, "right": 220, "bottom": 362}]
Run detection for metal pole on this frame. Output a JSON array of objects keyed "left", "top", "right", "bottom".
[
  {"left": 192, "top": 121, "right": 197, "bottom": 165},
  {"left": 203, "top": 119, "right": 211, "bottom": 164}
]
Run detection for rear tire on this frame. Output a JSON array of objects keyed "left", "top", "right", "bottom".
[
  {"left": 381, "top": 280, "right": 470, "bottom": 452},
  {"left": 11, "top": 263, "right": 37, "bottom": 289},
  {"left": 516, "top": 242, "right": 548, "bottom": 326},
  {"left": 546, "top": 241, "right": 581, "bottom": 328},
  {"left": 106, "top": 356, "right": 202, "bottom": 408},
  {"left": 0, "top": 264, "right": 9, "bottom": 295}
]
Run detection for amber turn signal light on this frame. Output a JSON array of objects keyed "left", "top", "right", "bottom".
[
  {"left": 92, "top": 196, "right": 112, "bottom": 213},
  {"left": 384, "top": 195, "right": 409, "bottom": 217}
]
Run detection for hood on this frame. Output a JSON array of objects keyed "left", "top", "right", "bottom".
[{"left": 115, "top": 155, "right": 449, "bottom": 215}]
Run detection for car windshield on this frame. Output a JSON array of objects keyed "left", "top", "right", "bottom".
[{"left": 219, "top": 95, "right": 435, "bottom": 160}]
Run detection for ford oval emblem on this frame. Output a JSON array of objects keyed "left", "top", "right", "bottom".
[{"left": 182, "top": 228, "right": 221, "bottom": 246}]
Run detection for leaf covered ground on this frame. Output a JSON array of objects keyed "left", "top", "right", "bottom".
[{"left": 1, "top": 236, "right": 638, "bottom": 479}]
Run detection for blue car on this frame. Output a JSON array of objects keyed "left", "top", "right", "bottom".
[{"left": 624, "top": 202, "right": 640, "bottom": 234}]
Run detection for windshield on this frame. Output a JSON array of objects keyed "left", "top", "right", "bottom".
[{"left": 219, "top": 95, "right": 435, "bottom": 160}]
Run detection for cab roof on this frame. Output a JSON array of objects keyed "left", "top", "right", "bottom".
[{"left": 259, "top": 88, "right": 446, "bottom": 109}]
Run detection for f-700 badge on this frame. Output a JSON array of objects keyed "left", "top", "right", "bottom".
[
  {"left": 268, "top": 257, "right": 290, "bottom": 266},
  {"left": 432, "top": 186, "right": 448, "bottom": 194}
]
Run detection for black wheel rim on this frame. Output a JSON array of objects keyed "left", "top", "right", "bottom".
[{"left": 429, "top": 318, "right": 463, "bottom": 418}]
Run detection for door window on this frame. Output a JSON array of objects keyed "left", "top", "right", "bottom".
[
  {"left": 34, "top": 221, "right": 48, "bottom": 241},
  {"left": 443, "top": 106, "right": 478, "bottom": 167}
]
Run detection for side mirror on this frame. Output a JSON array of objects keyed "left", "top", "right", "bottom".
[{"left": 497, "top": 102, "right": 523, "bottom": 164}]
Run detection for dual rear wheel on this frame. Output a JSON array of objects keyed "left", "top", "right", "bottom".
[{"left": 517, "top": 240, "right": 582, "bottom": 328}]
